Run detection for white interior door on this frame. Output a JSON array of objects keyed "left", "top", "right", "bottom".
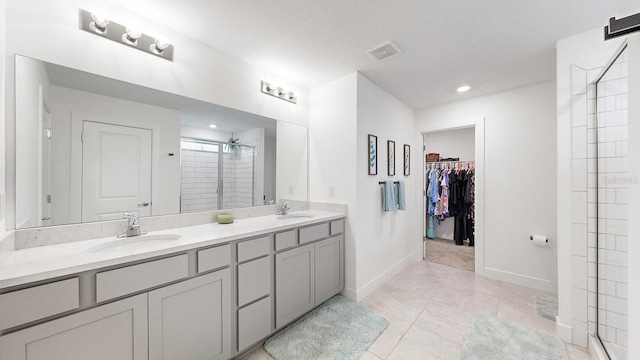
[{"left": 82, "top": 121, "right": 152, "bottom": 222}]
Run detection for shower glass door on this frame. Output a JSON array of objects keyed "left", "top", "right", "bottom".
[
  {"left": 595, "top": 46, "right": 628, "bottom": 360},
  {"left": 180, "top": 139, "right": 256, "bottom": 213}
]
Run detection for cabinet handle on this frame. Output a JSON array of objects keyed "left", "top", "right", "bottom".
[{"left": 137, "top": 202, "right": 150, "bottom": 207}]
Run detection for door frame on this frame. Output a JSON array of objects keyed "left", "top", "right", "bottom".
[
  {"left": 420, "top": 117, "right": 485, "bottom": 275},
  {"left": 70, "top": 112, "right": 159, "bottom": 223}
]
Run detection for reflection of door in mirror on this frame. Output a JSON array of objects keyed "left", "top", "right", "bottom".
[{"left": 81, "top": 122, "right": 152, "bottom": 221}]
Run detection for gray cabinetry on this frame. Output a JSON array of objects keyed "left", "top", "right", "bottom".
[
  {"left": 314, "top": 235, "right": 344, "bottom": 304},
  {"left": 0, "top": 294, "right": 148, "bottom": 360},
  {"left": 275, "top": 243, "right": 315, "bottom": 329},
  {"left": 148, "top": 270, "right": 231, "bottom": 360}
]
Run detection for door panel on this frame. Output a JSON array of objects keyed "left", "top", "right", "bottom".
[{"left": 82, "top": 121, "right": 152, "bottom": 222}]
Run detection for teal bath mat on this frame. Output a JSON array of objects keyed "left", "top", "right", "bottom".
[
  {"left": 264, "top": 295, "right": 389, "bottom": 360},
  {"left": 461, "top": 312, "right": 568, "bottom": 360},
  {"left": 534, "top": 294, "right": 558, "bottom": 321}
]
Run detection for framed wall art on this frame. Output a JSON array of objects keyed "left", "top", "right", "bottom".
[
  {"left": 368, "top": 134, "right": 377, "bottom": 175},
  {"left": 387, "top": 140, "right": 395, "bottom": 176},
  {"left": 404, "top": 144, "right": 410, "bottom": 176}
]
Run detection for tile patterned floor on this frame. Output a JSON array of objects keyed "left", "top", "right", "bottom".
[
  {"left": 239, "top": 260, "right": 591, "bottom": 360},
  {"left": 425, "top": 238, "right": 475, "bottom": 272}
]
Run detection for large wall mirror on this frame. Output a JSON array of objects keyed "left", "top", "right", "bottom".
[{"left": 15, "top": 55, "right": 308, "bottom": 229}]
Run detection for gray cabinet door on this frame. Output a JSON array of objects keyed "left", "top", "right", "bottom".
[
  {"left": 314, "top": 235, "right": 345, "bottom": 304},
  {"left": 275, "top": 243, "right": 315, "bottom": 329},
  {"left": 148, "top": 269, "right": 231, "bottom": 360},
  {"left": 0, "top": 294, "right": 148, "bottom": 360}
]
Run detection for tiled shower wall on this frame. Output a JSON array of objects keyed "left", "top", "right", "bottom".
[
  {"left": 180, "top": 149, "right": 219, "bottom": 212},
  {"left": 222, "top": 149, "right": 254, "bottom": 209},
  {"left": 594, "top": 50, "right": 628, "bottom": 352},
  {"left": 180, "top": 147, "right": 255, "bottom": 212},
  {"left": 569, "top": 49, "right": 628, "bottom": 352}
]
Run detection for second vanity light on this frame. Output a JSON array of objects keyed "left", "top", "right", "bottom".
[{"left": 79, "top": 9, "right": 174, "bottom": 61}]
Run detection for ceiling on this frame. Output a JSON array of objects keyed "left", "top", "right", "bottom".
[{"left": 107, "top": 0, "right": 629, "bottom": 109}]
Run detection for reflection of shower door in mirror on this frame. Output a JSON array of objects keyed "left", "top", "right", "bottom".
[
  {"left": 39, "top": 96, "right": 52, "bottom": 227},
  {"left": 81, "top": 121, "right": 152, "bottom": 222}
]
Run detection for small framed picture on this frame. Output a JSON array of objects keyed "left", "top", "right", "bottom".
[
  {"left": 404, "top": 144, "right": 410, "bottom": 176},
  {"left": 368, "top": 134, "right": 377, "bottom": 175},
  {"left": 387, "top": 140, "right": 395, "bottom": 176}
]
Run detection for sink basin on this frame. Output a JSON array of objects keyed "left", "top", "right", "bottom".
[
  {"left": 88, "top": 234, "right": 181, "bottom": 254},
  {"left": 276, "top": 214, "right": 314, "bottom": 219}
]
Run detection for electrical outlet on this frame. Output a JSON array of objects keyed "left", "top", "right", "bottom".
[
  {"left": 329, "top": 186, "right": 335, "bottom": 197},
  {"left": 289, "top": 185, "right": 294, "bottom": 195}
]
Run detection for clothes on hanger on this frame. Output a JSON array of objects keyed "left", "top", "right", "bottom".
[{"left": 425, "top": 161, "right": 475, "bottom": 245}]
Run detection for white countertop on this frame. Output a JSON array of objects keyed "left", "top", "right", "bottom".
[{"left": 0, "top": 210, "right": 345, "bottom": 289}]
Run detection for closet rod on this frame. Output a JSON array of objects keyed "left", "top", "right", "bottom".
[{"left": 378, "top": 181, "right": 400, "bottom": 185}]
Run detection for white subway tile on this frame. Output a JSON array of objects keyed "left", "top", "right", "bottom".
[{"left": 617, "top": 283, "right": 628, "bottom": 299}]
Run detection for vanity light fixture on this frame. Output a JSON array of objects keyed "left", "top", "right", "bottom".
[
  {"left": 79, "top": 9, "right": 174, "bottom": 61},
  {"left": 261, "top": 81, "right": 297, "bottom": 104},
  {"left": 457, "top": 85, "right": 471, "bottom": 93}
]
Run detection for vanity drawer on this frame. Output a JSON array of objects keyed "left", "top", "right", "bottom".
[
  {"left": 330, "top": 220, "right": 344, "bottom": 235},
  {"left": 238, "top": 296, "right": 271, "bottom": 352},
  {"left": 237, "top": 236, "right": 271, "bottom": 262},
  {"left": 275, "top": 230, "right": 297, "bottom": 251},
  {"left": 198, "top": 244, "right": 231, "bottom": 273},
  {"left": 237, "top": 256, "right": 271, "bottom": 307},
  {"left": 0, "top": 278, "right": 79, "bottom": 331},
  {"left": 299, "top": 223, "right": 330, "bottom": 244},
  {"left": 96, "top": 254, "right": 189, "bottom": 302}
]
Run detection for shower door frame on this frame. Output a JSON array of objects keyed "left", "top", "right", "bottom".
[{"left": 592, "top": 40, "right": 628, "bottom": 360}]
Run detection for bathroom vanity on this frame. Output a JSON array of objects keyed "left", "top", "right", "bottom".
[{"left": 0, "top": 211, "right": 345, "bottom": 360}]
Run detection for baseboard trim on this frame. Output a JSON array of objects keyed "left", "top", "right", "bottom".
[
  {"left": 340, "top": 287, "right": 357, "bottom": 302},
  {"left": 589, "top": 334, "right": 608, "bottom": 360},
  {"left": 483, "top": 267, "right": 557, "bottom": 293},
  {"left": 354, "top": 253, "right": 416, "bottom": 302},
  {"left": 556, "top": 319, "right": 573, "bottom": 343}
]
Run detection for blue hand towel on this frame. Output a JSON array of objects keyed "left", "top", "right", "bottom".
[
  {"left": 383, "top": 180, "right": 397, "bottom": 212},
  {"left": 397, "top": 180, "right": 406, "bottom": 210}
]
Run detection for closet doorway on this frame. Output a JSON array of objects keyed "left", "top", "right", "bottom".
[
  {"left": 420, "top": 118, "right": 484, "bottom": 275},
  {"left": 424, "top": 128, "right": 476, "bottom": 271}
]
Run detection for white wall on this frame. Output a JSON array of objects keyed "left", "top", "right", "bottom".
[
  {"left": 355, "top": 73, "right": 420, "bottom": 299},
  {"left": 49, "top": 85, "right": 181, "bottom": 224},
  {"left": 15, "top": 56, "right": 50, "bottom": 228},
  {"left": 555, "top": 28, "right": 626, "bottom": 345},
  {"left": 424, "top": 128, "right": 475, "bottom": 240},
  {"left": 417, "top": 81, "right": 558, "bottom": 292},
  {"left": 424, "top": 128, "right": 475, "bottom": 161},
  {"left": 0, "top": 0, "right": 6, "bottom": 232},
  {"left": 309, "top": 72, "right": 358, "bottom": 297},
  {"left": 4, "top": 0, "right": 309, "bottom": 230},
  {"left": 276, "top": 122, "right": 308, "bottom": 202}
]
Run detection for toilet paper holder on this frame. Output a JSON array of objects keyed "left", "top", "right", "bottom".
[{"left": 529, "top": 235, "right": 548, "bottom": 243}]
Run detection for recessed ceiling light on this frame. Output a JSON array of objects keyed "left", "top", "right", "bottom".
[
  {"left": 209, "top": 124, "right": 217, "bottom": 129},
  {"left": 457, "top": 85, "right": 471, "bottom": 93}
]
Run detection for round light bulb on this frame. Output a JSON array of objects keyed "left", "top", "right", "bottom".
[
  {"left": 154, "top": 38, "right": 170, "bottom": 51},
  {"left": 125, "top": 27, "right": 142, "bottom": 40},
  {"left": 457, "top": 85, "right": 471, "bottom": 93},
  {"left": 90, "top": 13, "right": 110, "bottom": 30}
]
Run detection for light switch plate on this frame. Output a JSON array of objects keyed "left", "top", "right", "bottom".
[{"left": 329, "top": 186, "right": 335, "bottom": 197}]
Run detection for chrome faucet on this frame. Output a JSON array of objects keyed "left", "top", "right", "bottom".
[
  {"left": 276, "top": 201, "right": 291, "bottom": 216},
  {"left": 117, "top": 212, "right": 147, "bottom": 238}
]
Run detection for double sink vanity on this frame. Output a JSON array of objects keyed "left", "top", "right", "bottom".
[{"left": 0, "top": 209, "right": 346, "bottom": 360}]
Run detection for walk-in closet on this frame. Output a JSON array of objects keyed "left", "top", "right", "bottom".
[{"left": 423, "top": 128, "right": 476, "bottom": 271}]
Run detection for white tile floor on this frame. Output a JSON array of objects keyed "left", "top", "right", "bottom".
[{"left": 239, "top": 260, "right": 592, "bottom": 360}]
